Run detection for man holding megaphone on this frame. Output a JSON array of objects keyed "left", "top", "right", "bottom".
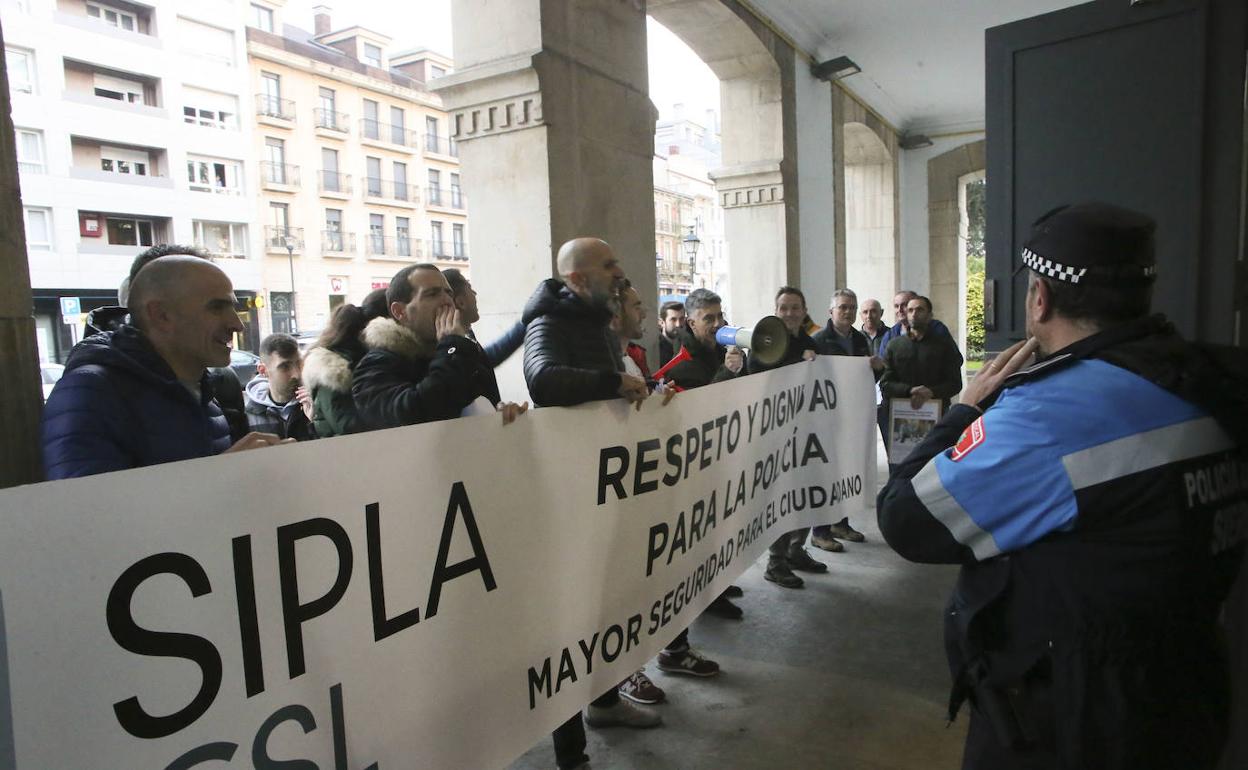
[{"left": 659, "top": 288, "right": 746, "bottom": 389}]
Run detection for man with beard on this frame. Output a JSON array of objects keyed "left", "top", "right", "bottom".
[
  {"left": 521, "top": 238, "right": 664, "bottom": 770},
  {"left": 657, "top": 300, "right": 686, "bottom": 366},
  {"left": 243, "top": 333, "right": 316, "bottom": 441},
  {"left": 879, "top": 296, "right": 964, "bottom": 418},
  {"left": 878, "top": 203, "right": 1247, "bottom": 770},
  {"left": 613, "top": 279, "right": 652, "bottom": 379}
]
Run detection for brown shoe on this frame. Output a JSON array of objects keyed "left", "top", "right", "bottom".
[
  {"left": 618, "top": 669, "right": 666, "bottom": 704},
  {"left": 810, "top": 533, "right": 845, "bottom": 552},
  {"left": 828, "top": 517, "right": 866, "bottom": 543}
]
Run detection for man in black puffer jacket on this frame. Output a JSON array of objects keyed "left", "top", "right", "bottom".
[
  {"left": 353, "top": 264, "right": 526, "bottom": 430},
  {"left": 521, "top": 238, "right": 660, "bottom": 770},
  {"left": 522, "top": 240, "right": 649, "bottom": 408}
]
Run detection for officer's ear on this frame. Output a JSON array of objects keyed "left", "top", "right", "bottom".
[{"left": 1029, "top": 274, "right": 1055, "bottom": 323}]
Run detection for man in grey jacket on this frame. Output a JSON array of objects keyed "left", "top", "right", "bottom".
[{"left": 243, "top": 333, "right": 316, "bottom": 441}]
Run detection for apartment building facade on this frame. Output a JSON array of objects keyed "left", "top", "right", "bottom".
[
  {"left": 4, "top": 0, "right": 262, "bottom": 362},
  {"left": 653, "top": 108, "right": 728, "bottom": 305},
  {"left": 247, "top": 1, "right": 467, "bottom": 336}
]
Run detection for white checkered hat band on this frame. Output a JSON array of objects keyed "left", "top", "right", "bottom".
[{"left": 1021, "top": 247, "right": 1088, "bottom": 284}]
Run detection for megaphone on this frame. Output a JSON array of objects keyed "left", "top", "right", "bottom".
[{"left": 715, "top": 315, "right": 790, "bottom": 367}]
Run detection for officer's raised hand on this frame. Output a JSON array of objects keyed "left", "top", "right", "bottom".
[{"left": 962, "top": 337, "right": 1039, "bottom": 410}]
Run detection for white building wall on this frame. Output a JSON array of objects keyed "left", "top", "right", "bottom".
[
  {"left": 897, "top": 132, "right": 984, "bottom": 296},
  {"left": 4, "top": 0, "right": 258, "bottom": 355}
]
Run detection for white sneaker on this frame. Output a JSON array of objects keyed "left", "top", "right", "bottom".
[{"left": 584, "top": 699, "right": 663, "bottom": 729}]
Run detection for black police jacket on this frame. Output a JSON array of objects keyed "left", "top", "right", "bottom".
[{"left": 877, "top": 316, "right": 1247, "bottom": 770}]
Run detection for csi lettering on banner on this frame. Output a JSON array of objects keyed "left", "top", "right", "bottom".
[{"left": 0, "top": 357, "right": 875, "bottom": 770}]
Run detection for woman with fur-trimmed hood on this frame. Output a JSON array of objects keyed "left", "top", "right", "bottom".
[{"left": 301, "top": 289, "right": 388, "bottom": 437}]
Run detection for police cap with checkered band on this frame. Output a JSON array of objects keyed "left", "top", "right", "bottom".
[{"left": 1020, "top": 202, "right": 1157, "bottom": 286}]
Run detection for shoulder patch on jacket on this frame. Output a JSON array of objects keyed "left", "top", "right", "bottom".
[{"left": 950, "top": 416, "right": 986, "bottom": 462}]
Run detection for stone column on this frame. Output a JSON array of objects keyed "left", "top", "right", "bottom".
[
  {"left": 710, "top": 162, "right": 788, "bottom": 324},
  {"left": 0, "top": 21, "right": 44, "bottom": 487},
  {"left": 434, "top": 0, "right": 658, "bottom": 390},
  {"left": 647, "top": 0, "right": 800, "bottom": 326}
]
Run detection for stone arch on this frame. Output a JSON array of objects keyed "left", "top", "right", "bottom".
[
  {"left": 647, "top": 0, "right": 796, "bottom": 323},
  {"left": 927, "top": 139, "right": 986, "bottom": 356},
  {"left": 843, "top": 121, "right": 896, "bottom": 313}
]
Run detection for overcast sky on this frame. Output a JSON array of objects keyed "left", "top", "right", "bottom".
[{"left": 281, "top": 1, "right": 720, "bottom": 127}]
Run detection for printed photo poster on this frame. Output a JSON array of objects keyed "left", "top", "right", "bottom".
[{"left": 888, "top": 398, "right": 942, "bottom": 464}]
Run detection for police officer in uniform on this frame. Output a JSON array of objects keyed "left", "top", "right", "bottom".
[{"left": 877, "top": 202, "right": 1248, "bottom": 769}]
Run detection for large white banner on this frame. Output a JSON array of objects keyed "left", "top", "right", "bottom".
[{"left": 0, "top": 357, "right": 875, "bottom": 769}]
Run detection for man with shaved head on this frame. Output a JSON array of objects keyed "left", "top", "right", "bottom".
[
  {"left": 42, "top": 249, "right": 287, "bottom": 479},
  {"left": 523, "top": 237, "right": 649, "bottom": 407},
  {"left": 522, "top": 237, "right": 662, "bottom": 770}
]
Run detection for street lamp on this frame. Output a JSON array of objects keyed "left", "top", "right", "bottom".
[
  {"left": 283, "top": 234, "right": 298, "bottom": 334},
  {"left": 683, "top": 222, "right": 703, "bottom": 279}
]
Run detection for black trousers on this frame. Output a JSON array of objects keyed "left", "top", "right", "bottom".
[
  {"left": 962, "top": 703, "right": 1057, "bottom": 770},
  {"left": 551, "top": 689, "right": 619, "bottom": 769}
]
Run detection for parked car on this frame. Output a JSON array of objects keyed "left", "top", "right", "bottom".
[
  {"left": 40, "top": 363, "right": 64, "bottom": 402},
  {"left": 296, "top": 331, "right": 321, "bottom": 354},
  {"left": 229, "top": 349, "right": 260, "bottom": 382}
]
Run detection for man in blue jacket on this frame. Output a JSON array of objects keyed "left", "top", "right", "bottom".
[{"left": 42, "top": 255, "right": 286, "bottom": 479}]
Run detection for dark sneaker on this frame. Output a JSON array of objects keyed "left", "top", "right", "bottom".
[
  {"left": 584, "top": 699, "right": 662, "bottom": 728},
  {"left": 723, "top": 584, "right": 744, "bottom": 598},
  {"left": 657, "top": 647, "right": 721, "bottom": 677},
  {"left": 764, "top": 562, "right": 804, "bottom": 588},
  {"left": 787, "top": 547, "right": 828, "bottom": 573},
  {"left": 705, "top": 593, "right": 744, "bottom": 619},
  {"left": 828, "top": 517, "right": 866, "bottom": 543},
  {"left": 810, "top": 533, "right": 845, "bottom": 552},
  {"left": 618, "top": 669, "right": 665, "bottom": 704}
]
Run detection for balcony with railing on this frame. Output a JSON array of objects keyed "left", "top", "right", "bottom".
[
  {"left": 256, "top": 94, "right": 296, "bottom": 126},
  {"left": 321, "top": 231, "right": 356, "bottom": 257},
  {"left": 359, "top": 119, "right": 418, "bottom": 151},
  {"left": 424, "top": 134, "right": 459, "bottom": 159},
  {"left": 55, "top": 6, "right": 162, "bottom": 50},
  {"left": 314, "top": 108, "right": 350, "bottom": 135},
  {"left": 261, "top": 162, "right": 300, "bottom": 191},
  {"left": 426, "top": 186, "right": 467, "bottom": 212},
  {"left": 317, "top": 170, "right": 353, "bottom": 199},
  {"left": 426, "top": 241, "right": 469, "bottom": 262},
  {"left": 365, "top": 234, "right": 423, "bottom": 260},
  {"left": 265, "top": 226, "right": 304, "bottom": 253},
  {"left": 363, "top": 178, "right": 419, "bottom": 207}
]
